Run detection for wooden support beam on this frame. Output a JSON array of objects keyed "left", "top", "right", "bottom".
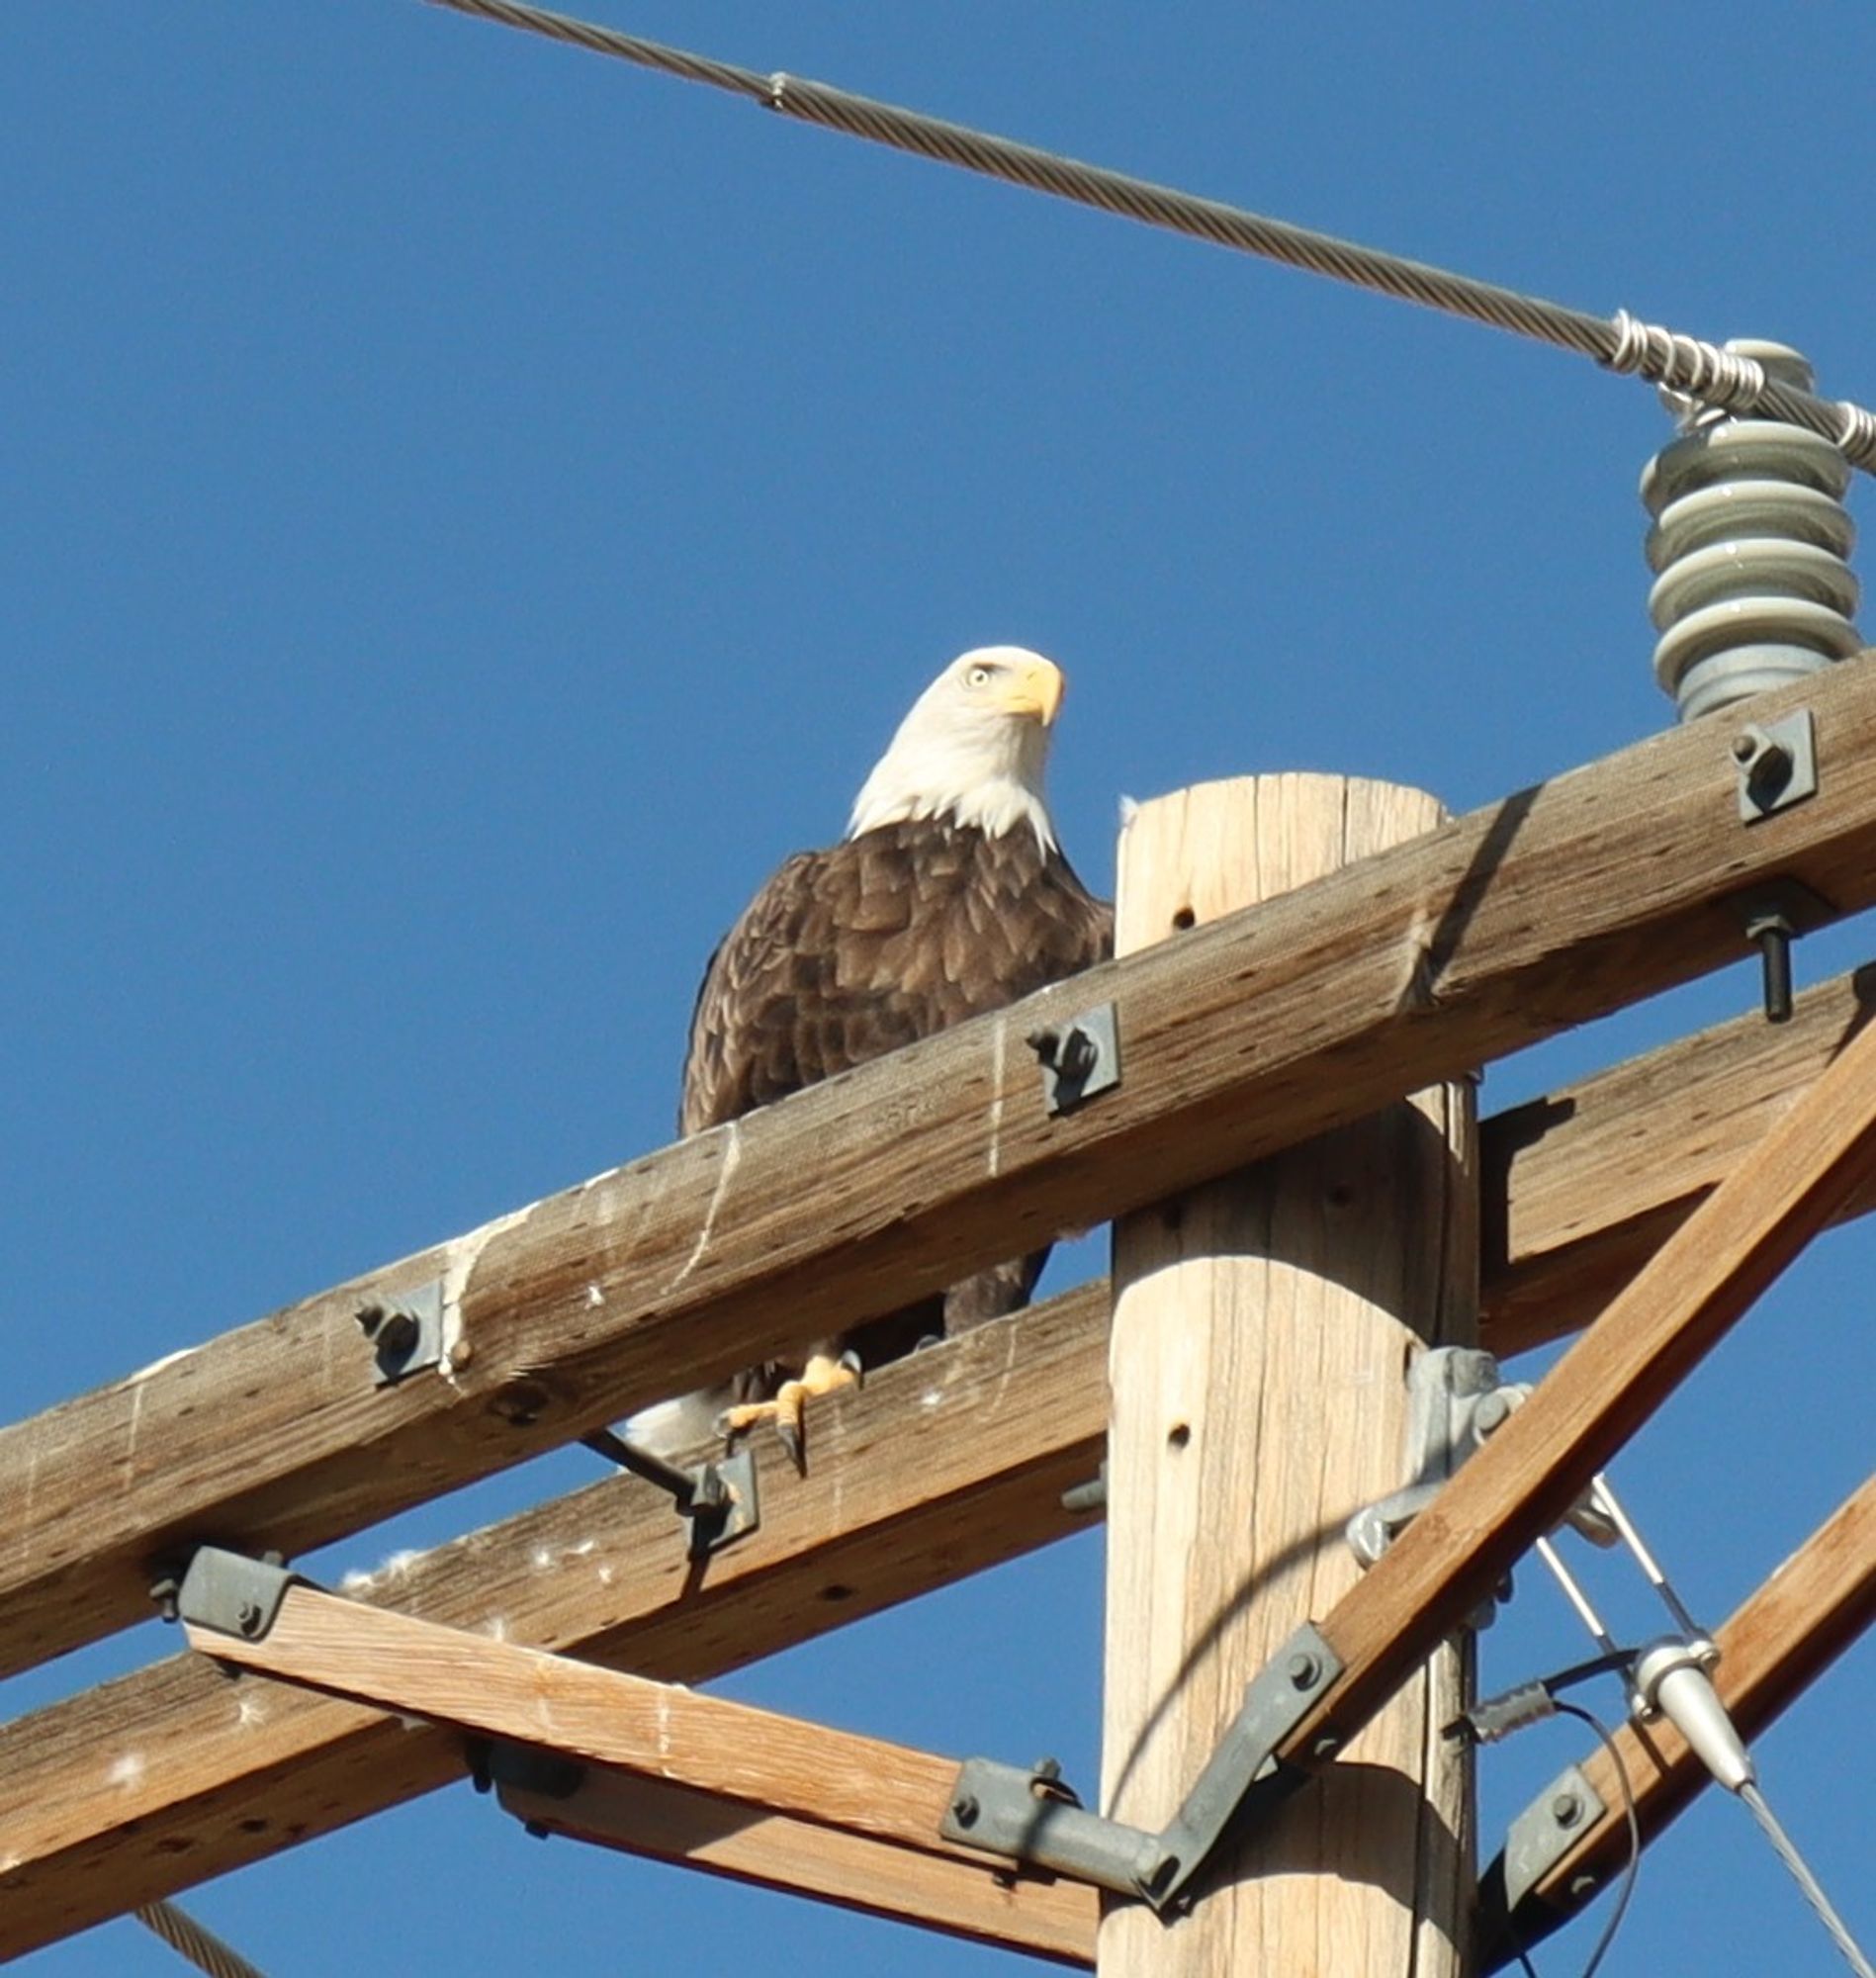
[
  {"left": 0, "top": 1292, "right": 1107, "bottom": 1963},
  {"left": 180, "top": 1581, "right": 1098, "bottom": 1968},
  {"left": 12, "top": 660, "right": 1876, "bottom": 1679},
  {"left": 1280, "top": 993, "right": 1876, "bottom": 1770},
  {"left": 498, "top": 1767, "right": 1094, "bottom": 1968},
  {"left": 10, "top": 957, "right": 1876, "bottom": 1955},
  {"left": 1485, "top": 962, "right": 1876, "bottom": 1355},
  {"left": 1100, "top": 779, "right": 1473, "bottom": 1975},
  {"left": 1483, "top": 1472, "right": 1876, "bottom": 1962}
]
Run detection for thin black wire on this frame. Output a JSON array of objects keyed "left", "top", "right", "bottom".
[
  {"left": 420, "top": 0, "right": 1876, "bottom": 470},
  {"left": 1504, "top": 1702, "right": 1642, "bottom": 1978}
]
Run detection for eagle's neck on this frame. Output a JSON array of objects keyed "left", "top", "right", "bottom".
[{"left": 846, "top": 720, "right": 1058, "bottom": 852}]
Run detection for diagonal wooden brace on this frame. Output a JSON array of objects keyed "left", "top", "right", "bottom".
[
  {"left": 180, "top": 1562, "right": 1098, "bottom": 1968},
  {"left": 1283, "top": 1000, "right": 1876, "bottom": 1767}
]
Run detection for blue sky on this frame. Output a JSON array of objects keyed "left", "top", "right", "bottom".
[{"left": 5, "top": 3, "right": 1871, "bottom": 1972}]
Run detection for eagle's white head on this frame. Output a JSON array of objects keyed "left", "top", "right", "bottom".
[{"left": 847, "top": 645, "right": 1065, "bottom": 852}]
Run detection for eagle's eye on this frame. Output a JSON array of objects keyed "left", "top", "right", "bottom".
[{"left": 965, "top": 664, "right": 995, "bottom": 687}]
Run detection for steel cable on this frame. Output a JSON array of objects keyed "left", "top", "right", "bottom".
[
  {"left": 134, "top": 1902, "right": 270, "bottom": 1978},
  {"left": 422, "top": 0, "right": 1876, "bottom": 471}
]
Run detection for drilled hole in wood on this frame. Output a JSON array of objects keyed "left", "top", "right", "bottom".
[
  {"left": 1167, "top": 1422, "right": 1192, "bottom": 1450},
  {"left": 819, "top": 1583, "right": 854, "bottom": 1602},
  {"left": 1171, "top": 905, "right": 1197, "bottom": 931}
]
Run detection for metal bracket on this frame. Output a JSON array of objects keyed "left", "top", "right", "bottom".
[
  {"left": 1475, "top": 1761, "right": 1610, "bottom": 1971},
  {"left": 939, "top": 1622, "right": 1341, "bottom": 1912},
  {"left": 581, "top": 1428, "right": 760, "bottom": 1560},
  {"left": 1346, "top": 1347, "right": 1511, "bottom": 1569},
  {"left": 1026, "top": 1002, "right": 1120, "bottom": 1117},
  {"left": 1733, "top": 708, "right": 1817, "bottom": 822},
  {"left": 175, "top": 1546, "right": 308, "bottom": 1642},
  {"left": 355, "top": 1277, "right": 445, "bottom": 1386}
]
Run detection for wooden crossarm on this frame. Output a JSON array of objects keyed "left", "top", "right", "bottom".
[
  {"left": 1286, "top": 995, "right": 1876, "bottom": 1764},
  {"left": 182, "top": 1579, "right": 1098, "bottom": 1967},
  {"left": 13, "top": 663, "right": 1876, "bottom": 1681},
  {"left": 1484, "top": 1471, "right": 1876, "bottom": 1962},
  {"left": 0, "top": 1291, "right": 1107, "bottom": 1963},
  {"left": 1485, "top": 961, "right": 1876, "bottom": 1355}
]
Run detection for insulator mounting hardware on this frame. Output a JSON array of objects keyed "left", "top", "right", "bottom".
[
  {"left": 939, "top": 1622, "right": 1341, "bottom": 1913},
  {"left": 355, "top": 1278, "right": 446, "bottom": 1386},
  {"left": 1733, "top": 709, "right": 1818, "bottom": 822},
  {"left": 580, "top": 1427, "right": 760, "bottom": 1560},
  {"left": 1728, "top": 877, "right": 1834, "bottom": 1026},
  {"left": 1027, "top": 1002, "right": 1120, "bottom": 1117}
]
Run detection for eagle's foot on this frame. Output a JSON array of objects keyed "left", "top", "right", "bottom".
[{"left": 717, "top": 1350, "right": 861, "bottom": 1471}]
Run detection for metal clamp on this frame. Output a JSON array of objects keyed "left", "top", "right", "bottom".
[
  {"left": 939, "top": 1622, "right": 1341, "bottom": 1913},
  {"left": 356, "top": 1277, "right": 445, "bottom": 1386},
  {"left": 1027, "top": 1002, "right": 1120, "bottom": 1117},
  {"left": 581, "top": 1428, "right": 759, "bottom": 1560},
  {"left": 1476, "top": 1762, "right": 1610, "bottom": 1971},
  {"left": 1346, "top": 1348, "right": 1510, "bottom": 1570},
  {"left": 173, "top": 1547, "right": 308, "bottom": 1641}
]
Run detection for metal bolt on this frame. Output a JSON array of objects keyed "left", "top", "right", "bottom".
[
  {"left": 1287, "top": 1651, "right": 1322, "bottom": 1691},
  {"left": 951, "top": 1793, "right": 979, "bottom": 1829},
  {"left": 1731, "top": 732, "right": 1759, "bottom": 764},
  {"left": 1058, "top": 1028, "right": 1099, "bottom": 1080},
  {"left": 447, "top": 1339, "right": 475, "bottom": 1372},
  {"left": 149, "top": 1574, "right": 182, "bottom": 1624},
  {"left": 1569, "top": 1874, "right": 1598, "bottom": 1901},
  {"left": 236, "top": 1600, "right": 264, "bottom": 1638},
  {"left": 1032, "top": 1756, "right": 1062, "bottom": 1784},
  {"left": 1311, "top": 1734, "right": 1342, "bottom": 1762},
  {"left": 1551, "top": 1789, "right": 1583, "bottom": 1829}
]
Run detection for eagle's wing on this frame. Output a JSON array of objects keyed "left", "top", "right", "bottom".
[{"left": 680, "top": 827, "right": 1113, "bottom": 1138}]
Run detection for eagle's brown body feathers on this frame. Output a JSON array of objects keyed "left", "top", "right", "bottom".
[{"left": 683, "top": 815, "right": 1111, "bottom": 1414}]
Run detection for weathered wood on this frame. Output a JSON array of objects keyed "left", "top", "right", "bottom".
[
  {"left": 12, "top": 663, "right": 1876, "bottom": 1679},
  {"left": 499, "top": 1768, "right": 1096, "bottom": 1967},
  {"left": 1283, "top": 997, "right": 1876, "bottom": 1769},
  {"left": 183, "top": 1583, "right": 1095, "bottom": 1965},
  {"left": 0, "top": 1291, "right": 1107, "bottom": 1962},
  {"left": 1484, "top": 961, "right": 1876, "bottom": 1354},
  {"left": 1494, "top": 1472, "right": 1876, "bottom": 1959},
  {"left": 1100, "top": 778, "right": 1474, "bottom": 1977},
  {"left": 10, "top": 952, "right": 1876, "bottom": 1955}
]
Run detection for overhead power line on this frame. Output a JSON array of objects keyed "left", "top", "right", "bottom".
[{"left": 423, "top": 0, "right": 1876, "bottom": 473}]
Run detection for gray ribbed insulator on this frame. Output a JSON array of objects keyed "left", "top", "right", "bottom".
[{"left": 1642, "top": 339, "right": 1862, "bottom": 722}]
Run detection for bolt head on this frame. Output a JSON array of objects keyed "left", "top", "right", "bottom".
[
  {"left": 1288, "top": 1651, "right": 1321, "bottom": 1690},
  {"left": 236, "top": 1599, "right": 264, "bottom": 1637},
  {"left": 951, "top": 1793, "right": 979, "bottom": 1828},
  {"left": 1732, "top": 732, "right": 1758, "bottom": 764},
  {"left": 1552, "top": 1790, "right": 1583, "bottom": 1828}
]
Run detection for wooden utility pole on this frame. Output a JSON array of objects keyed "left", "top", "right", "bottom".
[{"left": 1101, "top": 776, "right": 1476, "bottom": 1976}]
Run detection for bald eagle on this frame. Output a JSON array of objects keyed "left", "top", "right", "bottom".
[{"left": 629, "top": 646, "right": 1112, "bottom": 1464}]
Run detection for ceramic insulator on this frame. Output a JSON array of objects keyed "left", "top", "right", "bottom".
[{"left": 1642, "top": 340, "right": 1862, "bottom": 721}]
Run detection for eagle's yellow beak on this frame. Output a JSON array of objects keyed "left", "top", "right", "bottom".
[{"left": 999, "top": 655, "right": 1065, "bottom": 727}]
